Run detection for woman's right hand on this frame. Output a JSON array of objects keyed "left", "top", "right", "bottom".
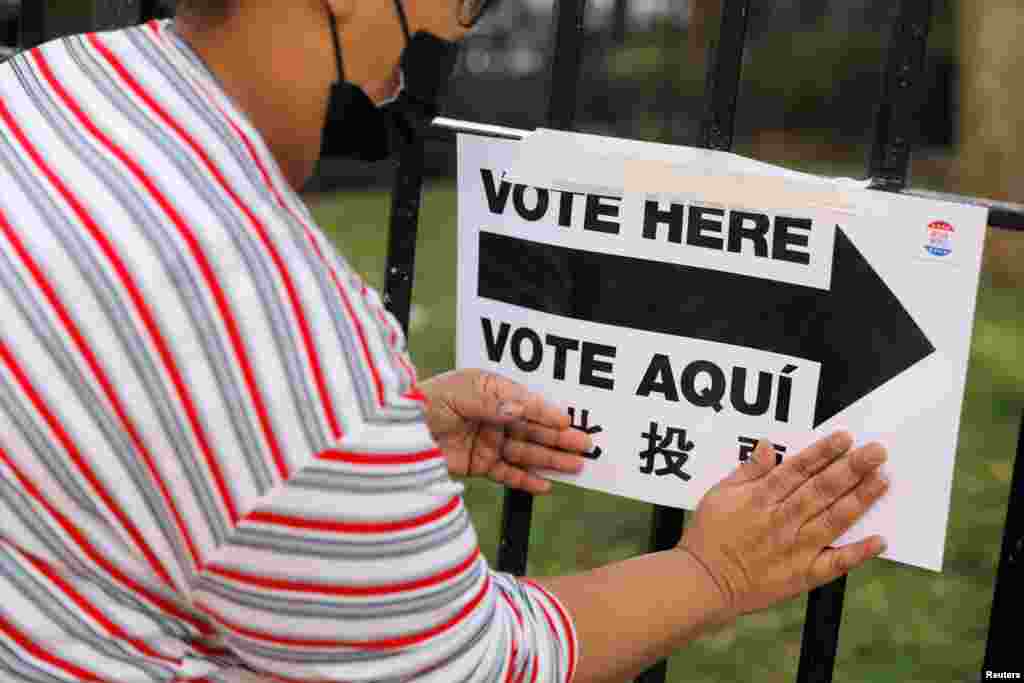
[{"left": 678, "top": 432, "right": 890, "bottom": 620}]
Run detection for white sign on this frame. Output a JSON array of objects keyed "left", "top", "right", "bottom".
[{"left": 456, "top": 132, "right": 988, "bottom": 571}]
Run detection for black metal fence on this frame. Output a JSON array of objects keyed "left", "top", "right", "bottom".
[
  {"left": 416, "top": 3, "right": 1024, "bottom": 683},
  {"left": 10, "top": 1, "right": 1024, "bottom": 682}
]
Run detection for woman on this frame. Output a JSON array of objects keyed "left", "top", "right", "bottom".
[{"left": 0, "top": 1, "right": 888, "bottom": 680}]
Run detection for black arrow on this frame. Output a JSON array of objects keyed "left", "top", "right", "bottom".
[{"left": 477, "top": 228, "right": 934, "bottom": 427}]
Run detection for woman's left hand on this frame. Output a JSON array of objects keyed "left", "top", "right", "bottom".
[{"left": 418, "top": 369, "right": 591, "bottom": 494}]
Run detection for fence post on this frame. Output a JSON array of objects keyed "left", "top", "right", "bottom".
[
  {"left": 867, "top": 0, "right": 935, "bottom": 192},
  {"left": 495, "top": 0, "right": 589, "bottom": 577},
  {"left": 384, "top": 143, "right": 426, "bottom": 337},
  {"left": 635, "top": 1, "right": 752, "bottom": 681},
  {"left": 982, "top": 411, "right": 1024, "bottom": 678},
  {"left": 697, "top": 0, "right": 751, "bottom": 153},
  {"left": 796, "top": 2, "right": 934, "bottom": 682}
]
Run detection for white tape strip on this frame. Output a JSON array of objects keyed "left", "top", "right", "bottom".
[
  {"left": 623, "top": 158, "right": 861, "bottom": 216},
  {"left": 506, "top": 129, "right": 868, "bottom": 215}
]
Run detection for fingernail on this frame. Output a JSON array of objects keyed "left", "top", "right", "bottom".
[
  {"left": 866, "top": 447, "right": 888, "bottom": 466},
  {"left": 831, "top": 431, "right": 852, "bottom": 452},
  {"left": 500, "top": 402, "right": 524, "bottom": 418}
]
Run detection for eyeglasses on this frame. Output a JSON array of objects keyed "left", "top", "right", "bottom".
[{"left": 459, "top": 0, "right": 493, "bottom": 27}]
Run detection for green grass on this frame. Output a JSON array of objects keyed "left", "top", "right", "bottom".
[{"left": 309, "top": 180, "right": 1022, "bottom": 683}]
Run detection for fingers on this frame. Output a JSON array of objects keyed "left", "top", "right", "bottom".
[
  {"left": 502, "top": 439, "right": 586, "bottom": 475},
  {"left": 488, "top": 460, "right": 553, "bottom": 495},
  {"left": 487, "top": 439, "right": 581, "bottom": 495},
  {"left": 469, "top": 424, "right": 505, "bottom": 476},
  {"left": 506, "top": 419, "right": 593, "bottom": 454},
  {"left": 758, "top": 431, "right": 854, "bottom": 502},
  {"left": 782, "top": 443, "right": 887, "bottom": 524},
  {"left": 810, "top": 535, "right": 887, "bottom": 586},
  {"left": 471, "top": 419, "right": 583, "bottom": 494},
  {"left": 519, "top": 392, "right": 572, "bottom": 430},
  {"left": 723, "top": 439, "right": 779, "bottom": 485},
  {"left": 800, "top": 467, "right": 889, "bottom": 546},
  {"left": 478, "top": 372, "right": 570, "bottom": 430}
]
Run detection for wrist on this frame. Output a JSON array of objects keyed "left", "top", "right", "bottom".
[
  {"left": 674, "top": 545, "right": 737, "bottom": 626},
  {"left": 416, "top": 373, "right": 440, "bottom": 405}
]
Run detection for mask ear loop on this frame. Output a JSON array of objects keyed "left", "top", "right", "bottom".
[
  {"left": 326, "top": 5, "right": 346, "bottom": 81},
  {"left": 392, "top": 0, "right": 413, "bottom": 43}
]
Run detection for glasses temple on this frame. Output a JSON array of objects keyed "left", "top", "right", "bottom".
[
  {"left": 393, "top": 0, "right": 413, "bottom": 42},
  {"left": 326, "top": 6, "right": 346, "bottom": 81}
]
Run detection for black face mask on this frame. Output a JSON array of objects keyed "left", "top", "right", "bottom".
[{"left": 320, "top": 1, "right": 460, "bottom": 162}]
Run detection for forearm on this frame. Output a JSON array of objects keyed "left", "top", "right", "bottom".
[{"left": 533, "top": 548, "right": 734, "bottom": 683}]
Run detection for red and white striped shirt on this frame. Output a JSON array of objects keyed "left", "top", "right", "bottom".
[{"left": 0, "top": 19, "right": 577, "bottom": 682}]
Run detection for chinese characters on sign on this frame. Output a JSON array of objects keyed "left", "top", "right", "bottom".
[
  {"left": 568, "top": 411, "right": 789, "bottom": 481},
  {"left": 639, "top": 422, "right": 694, "bottom": 480}
]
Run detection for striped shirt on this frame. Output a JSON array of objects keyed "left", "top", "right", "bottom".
[{"left": 0, "top": 19, "right": 577, "bottom": 683}]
